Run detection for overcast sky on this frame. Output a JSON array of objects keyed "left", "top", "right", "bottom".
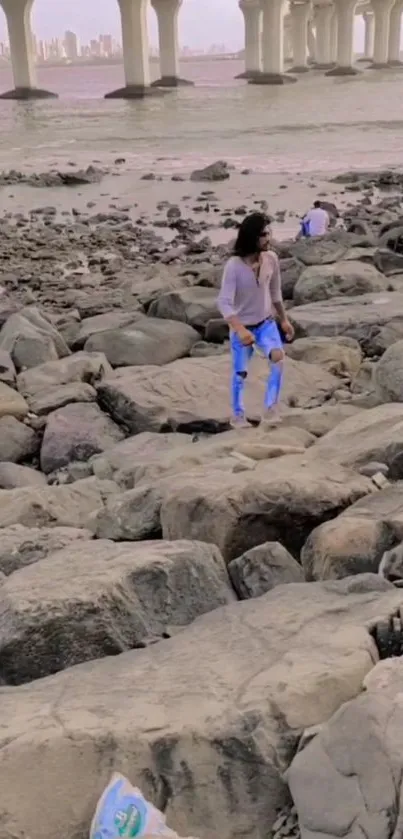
[{"left": 0, "top": 0, "right": 245, "bottom": 49}]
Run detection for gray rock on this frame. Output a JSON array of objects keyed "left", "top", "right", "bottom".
[
  {"left": 359, "top": 462, "right": 389, "bottom": 478},
  {"left": 290, "top": 291, "right": 403, "bottom": 350},
  {"left": 374, "top": 339, "right": 403, "bottom": 402},
  {"left": 0, "top": 348, "right": 16, "bottom": 385},
  {"left": 287, "top": 658, "right": 403, "bottom": 839},
  {"left": 287, "top": 336, "right": 362, "bottom": 376},
  {"left": 17, "top": 351, "right": 112, "bottom": 400},
  {"left": 97, "top": 355, "right": 338, "bottom": 434},
  {"left": 0, "top": 381, "right": 29, "bottom": 419},
  {"left": 0, "top": 524, "right": 92, "bottom": 576},
  {"left": 40, "top": 403, "right": 125, "bottom": 474},
  {"left": 374, "top": 246, "right": 403, "bottom": 275},
  {"left": 28, "top": 382, "right": 97, "bottom": 416},
  {"left": 148, "top": 287, "right": 220, "bottom": 332},
  {"left": 0, "top": 462, "right": 46, "bottom": 489},
  {"left": 91, "top": 431, "right": 192, "bottom": 481},
  {"left": 158, "top": 455, "right": 372, "bottom": 561},
  {"left": 0, "top": 417, "right": 38, "bottom": 463},
  {"left": 312, "top": 403, "right": 403, "bottom": 468},
  {"left": 0, "top": 477, "right": 118, "bottom": 529},
  {"left": 280, "top": 257, "right": 304, "bottom": 300},
  {"left": 84, "top": 317, "right": 199, "bottom": 367},
  {"left": 190, "top": 160, "right": 230, "bottom": 182},
  {"left": 0, "top": 577, "right": 402, "bottom": 839},
  {"left": 228, "top": 542, "right": 304, "bottom": 598},
  {"left": 0, "top": 309, "right": 70, "bottom": 371},
  {"left": 0, "top": 538, "right": 235, "bottom": 684},
  {"left": 293, "top": 261, "right": 386, "bottom": 305},
  {"left": 71, "top": 311, "right": 141, "bottom": 350}
]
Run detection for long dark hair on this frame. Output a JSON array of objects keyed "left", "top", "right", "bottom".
[{"left": 233, "top": 212, "right": 269, "bottom": 258}]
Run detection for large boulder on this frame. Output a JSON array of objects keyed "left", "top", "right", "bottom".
[
  {"left": 0, "top": 349, "right": 16, "bottom": 385},
  {"left": 97, "top": 355, "right": 339, "bottom": 434},
  {"left": 312, "top": 403, "right": 403, "bottom": 468},
  {"left": 0, "top": 382, "right": 28, "bottom": 419},
  {"left": 287, "top": 657, "right": 403, "bottom": 839},
  {"left": 40, "top": 403, "right": 125, "bottom": 474},
  {"left": 0, "top": 477, "right": 118, "bottom": 529},
  {"left": 16, "top": 351, "right": 112, "bottom": 402},
  {"left": 228, "top": 541, "right": 304, "bottom": 598},
  {"left": 0, "top": 417, "right": 38, "bottom": 463},
  {"left": 0, "top": 575, "right": 401, "bottom": 839},
  {"left": 293, "top": 261, "right": 386, "bottom": 305},
  {"left": 157, "top": 454, "right": 372, "bottom": 561},
  {"left": 280, "top": 403, "right": 362, "bottom": 437},
  {"left": 0, "top": 308, "right": 70, "bottom": 370},
  {"left": 91, "top": 431, "right": 193, "bottom": 481},
  {"left": 0, "top": 539, "right": 235, "bottom": 684},
  {"left": 190, "top": 160, "right": 230, "bottom": 181},
  {"left": 28, "top": 382, "right": 97, "bottom": 416},
  {"left": 0, "top": 463, "right": 47, "bottom": 490},
  {"left": 84, "top": 317, "right": 199, "bottom": 367},
  {"left": 374, "top": 340, "right": 403, "bottom": 402},
  {"left": 71, "top": 311, "right": 141, "bottom": 350},
  {"left": 290, "top": 291, "right": 403, "bottom": 352},
  {"left": 147, "top": 288, "right": 220, "bottom": 332},
  {"left": 286, "top": 336, "right": 362, "bottom": 376},
  {"left": 0, "top": 524, "right": 92, "bottom": 576}
]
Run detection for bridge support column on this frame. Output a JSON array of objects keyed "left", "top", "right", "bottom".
[
  {"left": 330, "top": 7, "right": 338, "bottom": 62},
  {"left": 290, "top": 1, "right": 311, "bottom": 72},
  {"left": 106, "top": 0, "right": 158, "bottom": 98},
  {"left": 0, "top": 0, "right": 56, "bottom": 99},
  {"left": 358, "top": 11, "right": 374, "bottom": 60},
  {"left": 307, "top": 17, "right": 317, "bottom": 62},
  {"left": 326, "top": 0, "right": 359, "bottom": 76},
  {"left": 236, "top": 0, "right": 262, "bottom": 79},
  {"left": 151, "top": 0, "right": 192, "bottom": 87},
  {"left": 388, "top": 0, "right": 403, "bottom": 65},
  {"left": 315, "top": 3, "right": 334, "bottom": 69},
  {"left": 250, "top": 0, "right": 297, "bottom": 84},
  {"left": 371, "top": 0, "right": 394, "bottom": 67}
]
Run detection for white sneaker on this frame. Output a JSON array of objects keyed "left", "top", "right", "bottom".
[
  {"left": 260, "top": 407, "right": 282, "bottom": 430},
  {"left": 230, "top": 414, "right": 252, "bottom": 429}
]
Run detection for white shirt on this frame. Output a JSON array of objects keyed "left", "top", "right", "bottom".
[{"left": 304, "top": 207, "right": 329, "bottom": 237}]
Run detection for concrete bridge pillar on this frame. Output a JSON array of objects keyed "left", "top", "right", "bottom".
[
  {"left": 326, "top": 0, "right": 359, "bottom": 76},
  {"left": 236, "top": 0, "right": 262, "bottom": 79},
  {"left": 361, "top": 11, "right": 375, "bottom": 59},
  {"left": 315, "top": 3, "right": 335, "bottom": 68},
  {"left": 307, "top": 17, "right": 317, "bottom": 62},
  {"left": 330, "top": 7, "right": 338, "bottom": 62},
  {"left": 251, "top": 0, "right": 297, "bottom": 84},
  {"left": 388, "top": 0, "right": 403, "bottom": 65},
  {"left": 0, "top": 0, "right": 56, "bottom": 99},
  {"left": 151, "top": 0, "right": 192, "bottom": 86},
  {"left": 105, "top": 0, "right": 153, "bottom": 98},
  {"left": 371, "top": 0, "right": 394, "bottom": 67},
  {"left": 290, "top": 1, "right": 311, "bottom": 72}
]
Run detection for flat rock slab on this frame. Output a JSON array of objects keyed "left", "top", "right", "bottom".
[
  {"left": 0, "top": 575, "right": 401, "bottom": 839},
  {"left": 287, "top": 657, "right": 403, "bottom": 839},
  {"left": 17, "top": 351, "right": 112, "bottom": 400},
  {"left": 0, "top": 524, "right": 92, "bottom": 576},
  {"left": 159, "top": 454, "right": 373, "bottom": 560},
  {"left": 97, "top": 355, "right": 339, "bottom": 433},
  {"left": 0, "top": 477, "right": 118, "bottom": 529},
  {"left": 312, "top": 403, "right": 403, "bottom": 468},
  {"left": 40, "top": 402, "right": 125, "bottom": 474},
  {"left": 291, "top": 291, "right": 403, "bottom": 338},
  {"left": 0, "top": 539, "right": 235, "bottom": 684},
  {"left": 84, "top": 317, "right": 199, "bottom": 367}
]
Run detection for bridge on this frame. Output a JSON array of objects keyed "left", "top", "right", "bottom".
[{"left": 0, "top": 0, "right": 401, "bottom": 99}]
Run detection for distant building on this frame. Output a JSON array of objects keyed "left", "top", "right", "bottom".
[
  {"left": 64, "top": 30, "right": 79, "bottom": 60},
  {"left": 99, "top": 34, "right": 113, "bottom": 57}
]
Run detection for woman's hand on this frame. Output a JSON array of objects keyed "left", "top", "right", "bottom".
[{"left": 281, "top": 319, "right": 295, "bottom": 342}]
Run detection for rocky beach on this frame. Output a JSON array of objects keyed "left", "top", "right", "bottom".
[{"left": 2, "top": 155, "right": 403, "bottom": 839}]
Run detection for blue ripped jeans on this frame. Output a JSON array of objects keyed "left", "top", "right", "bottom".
[{"left": 230, "top": 319, "right": 284, "bottom": 418}]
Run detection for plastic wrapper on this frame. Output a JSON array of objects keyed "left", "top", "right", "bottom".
[{"left": 90, "top": 772, "right": 195, "bottom": 839}]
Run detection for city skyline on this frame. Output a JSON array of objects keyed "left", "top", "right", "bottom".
[{"left": 0, "top": 28, "right": 232, "bottom": 65}]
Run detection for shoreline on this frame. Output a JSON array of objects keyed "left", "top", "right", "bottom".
[{"left": 0, "top": 160, "right": 397, "bottom": 244}]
